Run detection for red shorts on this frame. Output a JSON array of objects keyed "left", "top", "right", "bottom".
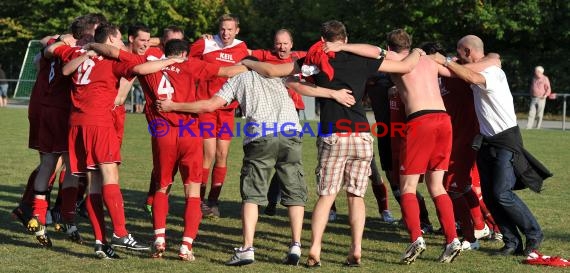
[
  {"left": 28, "top": 116, "right": 40, "bottom": 150},
  {"left": 400, "top": 112, "right": 451, "bottom": 175},
  {"left": 152, "top": 126, "right": 203, "bottom": 188},
  {"left": 198, "top": 108, "right": 235, "bottom": 140},
  {"left": 38, "top": 107, "right": 70, "bottom": 153},
  {"left": 113, "top": 105, "right": 126, "bottom": 146},
  {"left": 444, "top": 145, "right": 478, "bottom": 193},
  {"left": 68, "top": 125, "right": 121, "bottom": 174}
]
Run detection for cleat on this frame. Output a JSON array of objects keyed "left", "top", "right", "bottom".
[
  {"left": 111, "top": 234, "right": 150, "bottom": 251},
  {"left": 151, "top": 239, "right": 166, "bottom": 258},
  {"left": 209, "top": 205, "right": 220, "bottom": 218},
  {"left": 493, "top": 232, "right": 503, "bottom": 241},
  {"left": 225, "top": 247, "right": 255, "bottom": 266},
  {"left": 50, "top": 207, "right": 62, "bottom": 230},
  {"left": 62, "top": 223, "right": 83, "bottom": 244},
  {"left": 461, "top": 239, "right": 480, "bottom": 251},
  {"left": 12, "top": 205, "right": 32, "bottom": 229},
  {"left": 328, "top": 210, "right": 337, "bottom": 222},
  {"left": 34, "top": 224, "right": 53, "bottom": 247},
  {"left": 143, "top": 203, "right": 153, "bottom": 218},
  {"left": 95, "top": 243, "right": 120, "bottom": 259},
  {"left": 401, "top": 237, "right": 426, "bottom": 265},
  {"left": 27, "top": 217, "right": 41, "bottom": 233},
  {"left": 474, "top": 224, "right": 490, "bottom": 239},
  {"left": 178, "top": 245, "right": 195, "bottom": 261},
  {"left": 439, "top": 238, "right": 462, "bottom": 263},
  {"left": 283, "top": 242, "right": 301, "bottom": 266},
  {"left": 381, "top": 210, "right": 395, "bottom": 223}
]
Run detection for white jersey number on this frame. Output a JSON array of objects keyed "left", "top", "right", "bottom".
[
  {"left": 48, "top": 61, "right": 56, "bottom": 83},
  {"left": 76, "top": 59, "right": 95, "bottom": 85},
  {"left": 157, "top": 74, "right": 174, "bottom": 99}
]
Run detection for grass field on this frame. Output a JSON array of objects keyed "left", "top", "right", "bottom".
[{"left": 1, "top": 107, "right": 569, "bottom": 273}]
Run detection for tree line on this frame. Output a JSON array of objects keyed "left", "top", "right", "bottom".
[{"left": 1, "top": 0, "right": 568, "bottom": 98}]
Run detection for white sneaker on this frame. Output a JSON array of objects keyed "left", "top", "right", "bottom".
[
  {"left": 461, "top": 239, "right": 480, "bottom": 251},
  {"left": 401, "top": 237, "right": 426, "bottom": 264},
  {"left": 381, "top": 210, "right": 396, "bottom": 223},
  {"left": 178, "top": 244, "right": 195, "bottom": 261},
  {"left": 439, "top": 238, "right": 462, "bottom": 263},
  {"left": 328, "top": 210, "right": 337, "bottom": 222},
  {"left": 284, "top": 242, "right": 301, "bottom": 265},
  {"left": 474, "top": 224, "right": 490, "bottom": 239},
  {"left": 226, "top": 246, "right": 255, "bottom": 266}
]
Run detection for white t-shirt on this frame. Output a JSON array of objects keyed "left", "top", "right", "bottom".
[{"left": 470, "top": 66, "right": 518, "bottom": 136}]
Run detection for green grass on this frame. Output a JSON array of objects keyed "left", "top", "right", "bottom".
[{"left": 1, "top": 107, "right": 569, "bottom": 273}]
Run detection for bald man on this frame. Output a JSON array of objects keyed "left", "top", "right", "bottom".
[
  {"left": 526, "top": 66, "right": 551, "bottom": 129},
  {"left": 432, "top": 35, "right": 544, "bottom": 257}
]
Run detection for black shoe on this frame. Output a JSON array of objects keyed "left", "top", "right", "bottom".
[
  {"left": 61, "top": 223, "right": 83, "bottom": 244},
  {"left": 493, "top": 245, "right": 524, "bottom": 256},
  {"left": 11, "top": 204, "right": 32, "bottom": 229},
  {"left": 264, "top": 203, "right": 277, "bottom": 216},
  {"left": 111, "top": 234, "right": 150, "bottom": 251},
  {"left": 524, "top": 237, "right": 543, "bottom": 256},
  {"left": 95, "top": 243, "right": 120, "bottom": 259}
]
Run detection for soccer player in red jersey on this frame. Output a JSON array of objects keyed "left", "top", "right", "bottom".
[
  {"left": 189, "top": 14, "right": 249, "bottom": 217},
  {"left": 46, "top": 23, "right": 151, "bottom": 259}
]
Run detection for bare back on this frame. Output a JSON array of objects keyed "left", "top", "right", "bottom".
[{"left": 390, "top": 54, "right": 445, "bottom": 115}]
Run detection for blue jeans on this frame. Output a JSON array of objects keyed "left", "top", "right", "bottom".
[{"left": 477, "top": 145, "right": 543, "bottom": 249}]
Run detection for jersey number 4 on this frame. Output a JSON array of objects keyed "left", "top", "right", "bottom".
[
  {"left": 157, "top": 74, "right": 174, "bottom": 99},
  {"left": 76, "top": 59, "right": 95, "bottom": 85}
]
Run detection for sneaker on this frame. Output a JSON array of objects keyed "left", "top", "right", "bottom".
[
  {"left": 62, "top": 223, "right": 83, "bottom": 244},
  {"left": 95, "top": 243, "right": 120, "bottom": 259},
  {"left": 34, "top": 224, "right": 53, "bottom": 247},
  {"left": 474, "top": 224, "right": 490, "bottom": 239},
  {"left": 439, "top": 238, "right": 462, "bottom": 263},
  {"left": 178, "top": 244, "right": 195, "bottom": 261},
  {"left": 381, "top": 210, "right": 395, "bottom": 223},
  {"left": 209, "top": 205, "right": 220, "bottom": 218},
  {"left": 401, "top": 237, "right": 426, "bottom": 265},
  {"left": 461, "top": 239, "right": 480, "bottom": 251},
  {"left": 225, "top": 247, "right": 255, "bottom": 266},
  {"left": 50, "top": 207, "right": 62, "bottom": 230},
  {"left": 143, "top": 203, "right": 153, "bottom": 218},
  {"left": 111, "top": 234, "right": 150, "bottom": 251},
  {"left": 284, "top": 242, "right": 301, "bottom": 266},
  {"left": 151, "top": 238, "right": 166, "bottom": 258},
  {"left": 328, "top": 210, "right": 337, "bottom": 222},
  {"left": 11, "top": 205, "right": 32, "bottom": 229},
  {"left": 493, "top": 232, "right": 503, "bottom": 241},
  {"left": 264, "top": 203, "right": 277, "bottom": 216}
]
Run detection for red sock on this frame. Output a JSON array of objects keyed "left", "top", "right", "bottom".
[
  {"left": 372, "top": 183, "right": 389, "bottom": 211},
  {"left": 102, "top": 184, "right": 128, "bottom": 237},
  {"left": 153, "top": 191, "right": 169, "bottom": 238},
  {"left": 465, "top": 189, "right": 485, "bottom": 230},
  {"left": 86, "top": 194, "right": 106, "bottom": 243},
  {"left": 451, "top": 196, "right": 475, "bottom": 242},
  {"left": 33, "top": 197, "right": 48, "bottom": 224},
  {"left": 401, "top": 193, "right": 422, "bottom": 242},
  {"left": 60, "top": 186, "right": 78, "bottom": 223},
  {"left": 21, "top": 168, "right": 39, "bottom": 207},
  {"left": 208, "top": 167, "right": 227, "bottom": 204},
  {"left": 433, "top": 194, "right": 457, "bottom": 244},
  {"left": 183, "top": 197, "right": 202, "bottom": 250}
]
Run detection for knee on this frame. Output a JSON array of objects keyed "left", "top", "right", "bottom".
[
  {"left": 215, "top": 149, "right": 229, "bottom": 161},
  {"left": 494, "top": 190, "right": 515, "bottom": 206}
]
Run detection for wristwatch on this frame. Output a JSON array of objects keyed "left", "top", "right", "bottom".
[{"left": 443, "top": 56, "right": 453, "bottom": 67}]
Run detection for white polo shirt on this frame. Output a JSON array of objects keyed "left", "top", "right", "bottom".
[{"left": 470, "top": 66, "right": 518, "bottom": 136}]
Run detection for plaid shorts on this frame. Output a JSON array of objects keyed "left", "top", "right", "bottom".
[{"left": 315, "top": 132, "right": 374, "bottom": 197}]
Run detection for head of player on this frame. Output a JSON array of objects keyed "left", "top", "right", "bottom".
[
  {"left": 320, "top": 20, "right": 348, "bottom": 43},
  {"left": 273, "top": 29, "right": 294, "bottom": 59},
  {"left": 456, "top": 35, "right": 485, "bottom": 64},
  {"left": 386, "top": 28, "right": 412, "bottom": 53},
  {"left": 217, "top": 14, "right": 240, "bottom": 47},
  {"left": 164, "top": 39, "right": 189, "bottom": 59},
  {"left": 94, "top": 23, "right": 125, "bottom": 49},
  {"left": 162, "top": 26, "right": 184, "bottom": 44},
  {"left": 70, "top": 13, "right": 108, "bottom": 46},
  {"left": 128, "top": 24, "right": 151, "bottom": 55}
]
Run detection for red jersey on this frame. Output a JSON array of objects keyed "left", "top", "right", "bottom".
[
  {"left": 189, "top": 36, "right": 248, "bottom": 108},
  {"left": 440, "top": 77, "right": 479, "bottom": 139},
  {"left": 43, "top": 44, "right": 75, "bottom": 110},
  {"left": 53, "top": 46, "right": 141, "bottom": 127},
  {"left": 138, "top": 57, "right": 221, "bottom": 127},
  {"left": 250, "top": 49, "right": 307, "bottom": 110}
]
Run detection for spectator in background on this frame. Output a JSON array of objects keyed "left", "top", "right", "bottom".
[
  {"left": 526, "top": 66, "right": 552, "bottom": 129},
  {"left": 0, "top": 63, "right": 8, "bottom": 107},
  {"left": 132, "top": 80, "right": 144, "bottom": 113}
]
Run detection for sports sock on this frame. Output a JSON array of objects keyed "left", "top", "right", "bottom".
[
  {"left": 86, "top": 194, "right": 106, "bottom": 243},
  {"left": 401, "top": 193, "right": 422, "bottom": 242},
  {"left": 102, "top": 184, "right": 128, "bottom": 237},
  {"left": 153, "top": 191, "right": 169, "bottom": 238},
  {"left": 60, "top": 186, "right": 78, "bottom": 223},
  {"left": 183, "top": 197, "right": 202, "bottom": 250},
  {"left": 417, "top": 192, "right": 431, "bottom": 225},
  {"left": 208, "top": 167, "right": 227, "bottom": 204},
  {"left": 433, "top": 194, "right": 458, "bottom": 244},
  {"left": 372, "top": 182, "right": 389, "bottom": 212},
  {"left": 32, "top": 196, "right": 48, "bottom": 225},
  {"left": 451, "top": 195, "right": 475, "bottom": 242},
  {"left": 465, "top": 189, "right": 485, "bottom": 230},
  {"left": 200, "top": 168, "right": 210, "bottom": 201}
]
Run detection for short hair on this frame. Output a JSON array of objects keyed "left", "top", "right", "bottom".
[
  {"left": 94, "top": 23, "right": 120, "bottom": 43},
  {"left": 386, "top": 29, "right": 412, "bottom": 52},
  {"left": 163, "top": 25, "right": 184, "bottom": 36},
  {"left": 535, "top": 66, "right": 544, "bottom": 73},
  {"left": 420, "top": 42, "right": 446, "bottom": 55},
  {"left": 85, "top": 13, "right": 108, "bottom": 25},
  {"left": 70, "top": 15, "right": 91, "bottom": 39},
  {"left": 274, "top": 28, "right": 293, "bottom": 42},
  {"left": 217, "top": 14, "right": 240, "bottom": 28},
  {"left": 128, "top": 24, "right": 150, "bottom": 38},
  {"left": 320, "top": 20, "right": 347, "bottom": 42},
  {"left": 164, "top": 39, "right": 189, "bottom": 56}
]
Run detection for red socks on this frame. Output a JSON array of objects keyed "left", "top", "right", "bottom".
[
  {"left": 32, "top": 197, "right": 48, "bottom": 224},
  {"left": 102, "top": 184, "right": 128, "bottom": 237},
  {"left": 60, "top": 186, "right": 78, "bottom": 223},
  {"left": 401, "top": 193, "right": 422, "bottom": 242},
  {"left": 433, "top": 194, "right": 458, "bottom": 244},
  {"left": 153, "top": 191, "right": 169, "bottom": 238},
  {"left": 451, "top": 196, "right": 475, "bottom": 242},
  {"left": 86, "top": 194, "right": 106, "bottom": 242},
  {"left": 183, "top": 197, "right": 202, "bottom": 249},
  {"left": 208, "top": 167, "right": 227, "bottom": 203},
  {"left": 465, "top": 189, "right": 485, "bottom": 230},
  {"left": 371, "top": 183, "right": 389, "bottom": 212}
]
